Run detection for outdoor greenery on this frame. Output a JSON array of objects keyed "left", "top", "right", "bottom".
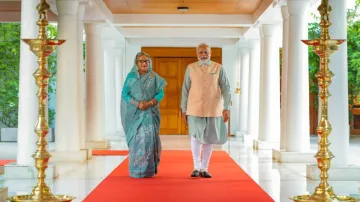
[
  {"left": 308, "top": 20, "right": 321, "bottom": 110},
  {"left": 0, "top": 23, "right": 58, "bottom": 127},
  {"left": 47, "top": 24, "right": 58, "bottom": 127},
  {"left": 307, "top": 0, "right": 360, "bottom": 125},
  {"left": 0, "top": 23, "right": 21, "bottom": 127},
  {"left": 347, "top": 0, "right": 360, "bottom": 109}
]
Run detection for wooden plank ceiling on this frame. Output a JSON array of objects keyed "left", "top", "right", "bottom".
[{"left": 103, "top": 0, "right": 262, "bottom": 14}]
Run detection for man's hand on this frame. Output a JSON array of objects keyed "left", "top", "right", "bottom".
[
  {"left": 222, "top": 110, "right": 230, "bottom": 122},
  {"left": 182, "top": 112, "right": 188, "bottom": 124}
]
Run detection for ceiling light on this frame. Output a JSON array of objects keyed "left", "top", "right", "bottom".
[{"left": 177, "top": 6, "right": 189, "bottom": 12}]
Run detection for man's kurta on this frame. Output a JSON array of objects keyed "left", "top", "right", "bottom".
[{"left": 181, "top": 61, "right": 231, "bottom": 144}]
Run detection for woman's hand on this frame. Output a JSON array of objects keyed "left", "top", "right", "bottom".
[
  {"left": 138, "top": 102, "right": 147, "bottom": 110},
  {"left": 138, "top": 99, "right": 157, "bottom": 111},
  {"left": 138, "top": 101, "right": 151, "bottom": 111}
]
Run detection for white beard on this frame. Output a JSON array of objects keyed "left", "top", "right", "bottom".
[{"left": 198, "top": 58, "right": 210, "bottom": 65}]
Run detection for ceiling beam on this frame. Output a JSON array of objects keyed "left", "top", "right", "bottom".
[
  {"left": 112, "top": 14, "right": 254, "bottom": 27},
  {"left": 253, "top": 0, "right": 274, "bottom": 23},
  {"left": 126, "top": 37, "right": 239, "bottom": 47},
  {"left": 117, "top": 27, "right": 247, "bottom": 38}
]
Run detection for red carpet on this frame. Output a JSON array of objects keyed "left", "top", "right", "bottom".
[
  {"left": 0, "top": 160, "right": 15, "bottom": 165},
  {"left": 92, "top": 150, "right": 129, "bottom": 156},
  {"left": 84, "top": 150, "right": 274, "bottom": 202}
]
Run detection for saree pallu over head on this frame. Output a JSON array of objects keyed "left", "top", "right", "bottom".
[{"left": 121, "top": 52, "right": 167, "bottom": 178}]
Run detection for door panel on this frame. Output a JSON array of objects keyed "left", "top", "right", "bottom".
[
  {"left": 181, "top": 58, "right": 198, "bottom": 134},
  {"left": 154, "top": 58, "right": 183, "bottom": 135}
]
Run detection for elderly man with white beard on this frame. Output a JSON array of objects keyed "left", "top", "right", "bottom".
[{"left": 181, "top": 43, "right": 231, "bottom": 178}]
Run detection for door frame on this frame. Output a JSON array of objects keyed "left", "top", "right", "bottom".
[{"left": 142, "top": 47, "right": 222, "bottom": 58}]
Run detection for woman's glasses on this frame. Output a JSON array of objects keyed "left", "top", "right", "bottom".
[{"left": 137, "top": 60, "right": 150, "bottom": 64}]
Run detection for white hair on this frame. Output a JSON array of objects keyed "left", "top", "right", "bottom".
[{"left": 196, "top": 43, "right": 211, "bottom": 52}]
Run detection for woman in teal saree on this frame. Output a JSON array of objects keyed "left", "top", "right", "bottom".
[{"left": 121, "top": 52, "right": 167, "bottom": 178}]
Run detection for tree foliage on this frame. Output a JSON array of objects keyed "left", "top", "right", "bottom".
[
  {"left": 308, "top": 1, "right": 360, "bottom": 125},
  {"left": 347, "top": 0, "right": 360, "bottom": 109},
  {"left": 0, "top": 23, "right": 57, "bottom": 127},
  {"left": 308, "top": 20, "right": 321, "bottom": 110},
  {"left": 47, "top": 24, "right": 58, "bottom": 126},
  {"left": 0, "top": 23, "right": 21, "bottom": 127}
]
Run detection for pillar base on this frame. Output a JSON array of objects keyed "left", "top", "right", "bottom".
[
  {"left": 253, "top": 139, "right": 279, "bottom": 150},
  {"left": 307, "top": 164, "right": 360, "bottom": 180},
  {"left": 243, "top": 134, "right": 253, "bottom": 145},
  {"left": 50, "top": 150, "right": 88, "bottom": 163},
  {"left": 235, "top": 131, "right": 248, "bottom": 136},
  {"left": 105, "top": 135, "right": 123, "bottom": 140},
  {"left": 4, "top": 163, "right": 58, "bottom": 179},
  {"left": 0, "top": 187, "right": 8, "bottom": 202},
  {"left": 81, "top": 148, "right": 92, "bottom": 160},
  {"left": 86, "top": 140, "right": 110, "bottom": 149},
  {"left": 272, "top": 149, "right": 316, "bottom": 163}
]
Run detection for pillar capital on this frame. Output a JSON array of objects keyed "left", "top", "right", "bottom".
[
  {"left": 77, "top": 4, "right": 86, "bottom": 21},
  {"left": 281, "top": 6, "right": 289, "bottom": 21},
  {"left": 239, "top": 46, "right": 250, "bottom": 54},
  {"left": 287, "top": 0, "right": 310, "bottom": 15},
  {"left": 103, "top": 39, "right": 117, "bottom": 50},
  {"left": 115, "top": 47, "right": 125, "bottom": 57},
  {"left": 56, "top": 0, "right": 79, "bottom": 16},
  {"left": 84, "top": 23, "right": 106, "bottom": 36},
  {"left": 248, "top": 39, "right": 260, "bottom": 49},
  {"left": 260, "top": 24, "right": 281, "bottom": 37}
]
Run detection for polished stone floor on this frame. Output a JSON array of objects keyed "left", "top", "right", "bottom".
[{"left": 1, "top": 135, "right": 360, "bottom": 202}]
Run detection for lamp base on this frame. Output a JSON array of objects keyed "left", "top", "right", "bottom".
[
  {"left": 290, "top": 194, "right": 359, "bottom": 202},
  {"left": 7, "top": 194, "right": 75, "bottom": 202}
]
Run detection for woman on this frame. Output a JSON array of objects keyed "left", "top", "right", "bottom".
[{"left": 121, "top": 52, "right": 167, "bottom": 178}]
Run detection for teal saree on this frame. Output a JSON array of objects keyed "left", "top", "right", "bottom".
[{"left": 121, "top": 53, "right": 166, "bottom": 178}]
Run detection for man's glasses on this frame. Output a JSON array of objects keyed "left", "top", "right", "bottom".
[{"left": 137, "top": 60, "right": 150, "bottom": 64}]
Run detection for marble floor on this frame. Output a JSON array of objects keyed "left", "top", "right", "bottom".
[{"left": 1, "top": 135, "right": 360, "bottom": 202}]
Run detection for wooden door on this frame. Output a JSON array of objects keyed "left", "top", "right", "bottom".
[{"left": 153, "top": 58, "right": 183, "bottom": 135}]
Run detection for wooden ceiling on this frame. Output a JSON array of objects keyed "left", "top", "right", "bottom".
[{"left": 103, "top": 0, "right": 262, "bottom": 14}]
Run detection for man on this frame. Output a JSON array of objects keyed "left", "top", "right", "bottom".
[{"left": 181, "top": 43, "right": 231, "bottom": 178}]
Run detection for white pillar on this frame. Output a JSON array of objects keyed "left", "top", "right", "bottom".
[
  {"left": 257, "top": 24, "right": 281, "bottom": 144},
  {"left": 285, "top": 0, "right": 310, "bottom": 152},
  {"left": 104, "top": 40, "right": 117, "bottom": 140},
  {"left": 280, "top": 6, "right": 289, "bottom": 150},
  {"left": 328, "top": 0, "right": 349, "bottom": 166},
  {"left": 77, "top": 4, "right": 86, "bottom": 149},
  {"left": 247, "top": 39, "right": 261, "bottom": 140},
  {"left": 222, "top": 45, "right": 240, "bottom": 135},
  {"left": 84, "top": 23, "right": 108, "bottom": 149},
  {"left": 55, "top": 0, "right": 80, "bottom": 152},
  {"left": 273, "top": 0, "right": 316, "bottom": 163},
  {"left": 115, "top": 48, "right": 124, "bottom": 135},
  {"left": 16, "top": 0, "right": 39, "bottom": 165},
  {"left": 239, "top": 46, "right": 250, "bottom": 134}
]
